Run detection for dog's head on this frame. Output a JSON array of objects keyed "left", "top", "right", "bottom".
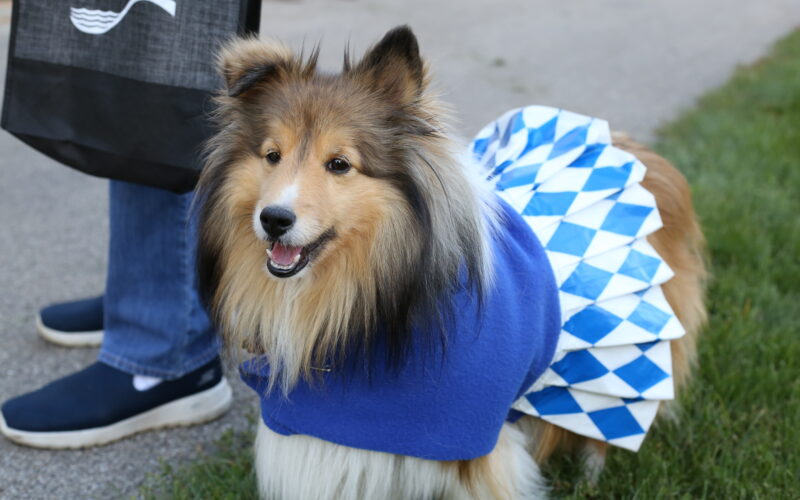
[{"left": 198, "top": 26, "right": 494, "bottom": 388}]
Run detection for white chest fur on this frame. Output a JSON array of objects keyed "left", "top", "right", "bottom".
[{"left": 253, "top": 419, "right": 546, "bottom": 500}]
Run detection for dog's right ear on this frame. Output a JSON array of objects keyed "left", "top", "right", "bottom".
[{"left": 217, "top": 38, "right": 296, "bottom": 97}]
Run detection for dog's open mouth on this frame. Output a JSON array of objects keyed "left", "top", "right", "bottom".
[{"left": 265, "top": 229, "right": 334, "bottom": 278}]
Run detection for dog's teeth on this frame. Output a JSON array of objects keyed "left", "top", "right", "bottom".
[
  {"left": 292, "top": 253, "right": 301, "bottom": 265},
  {"left": 266, "top": 248, "right": 273, "bottom": 258}
]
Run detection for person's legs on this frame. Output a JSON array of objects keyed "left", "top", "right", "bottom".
[
  {"left": 99, "top": 180, "right": 218, "bottom": 378},
  {"left": 0, "top": 180, "right": 229, "bottom": 448}
]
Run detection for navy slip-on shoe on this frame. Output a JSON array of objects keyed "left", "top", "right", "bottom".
[
  {"left": 0, "top": 358, "right": 232, "bottom": 449},
  {"left": 37, "top": 296, "right": 104, "bottom": 347}
]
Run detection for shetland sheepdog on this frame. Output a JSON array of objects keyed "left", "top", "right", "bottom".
[{"left": 197, "top": 26, "right": 706, "bottom": 500}]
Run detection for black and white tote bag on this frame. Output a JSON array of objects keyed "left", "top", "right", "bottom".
[{"left": 2, "top": 0, "right": 260, "bottom": 192}]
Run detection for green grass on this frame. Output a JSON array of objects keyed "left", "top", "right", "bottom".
[
  {"left": 139, "top": 29, "right": 800, "bottom": 499},
  {"left": 139, "top": 425, "right": 258, "bottom": 500},
  {"left": 549, "top": 28, "right": 800, "bottom": 499}
]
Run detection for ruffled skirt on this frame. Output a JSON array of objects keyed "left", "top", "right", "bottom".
[{"left": 471, "top": 106, "right": 685, "bottom": 451}]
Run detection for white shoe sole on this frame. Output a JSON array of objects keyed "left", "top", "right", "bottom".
[
  {"left": 0, "top": 378, "right": 233, "bottom": 449},
  {"left": 36, "top": 316, "right": 104, "bottom": 347}
]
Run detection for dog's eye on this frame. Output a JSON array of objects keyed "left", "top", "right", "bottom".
[
  {"left": 265, "top": 151, "right": 281, "bottom": 165},
  {"left": 326, "top": 158, "right": 351, "bottom": 174}
]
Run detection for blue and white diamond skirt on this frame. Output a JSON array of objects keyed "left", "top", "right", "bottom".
[{"left": 471, "top": 106, "right": 686, "bottom": 451}]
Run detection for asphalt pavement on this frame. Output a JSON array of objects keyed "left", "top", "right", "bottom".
[{"left": 0, "top": 1, "right": 798, "bottom": 498}]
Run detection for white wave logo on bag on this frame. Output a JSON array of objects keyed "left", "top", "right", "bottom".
[{"left": 70, "top": 0, "right": 176, "bottom": 35}]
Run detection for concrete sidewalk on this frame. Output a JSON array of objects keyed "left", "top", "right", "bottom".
[{"left": 0, "top": 1, "right": 798, "bottom": 498}]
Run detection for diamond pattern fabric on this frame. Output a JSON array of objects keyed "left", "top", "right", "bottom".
[{"left": 471, "top": 106, "right": 686, "bottom": 451}]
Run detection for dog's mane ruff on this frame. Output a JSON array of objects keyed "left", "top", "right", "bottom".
[
  {"left": 367, "top": 120, "right": 498, "bottom": 366},
  {"left": 197, "top": 27, "right": 499, "bottom": 391}
]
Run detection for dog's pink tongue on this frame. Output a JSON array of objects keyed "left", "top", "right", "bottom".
[{"left": 271, "top": 243, "right": 302, "bottom": 266}]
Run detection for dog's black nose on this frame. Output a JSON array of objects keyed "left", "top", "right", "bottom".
[{"left": 260, "top": 206, "right": 296, "bottom": 238}]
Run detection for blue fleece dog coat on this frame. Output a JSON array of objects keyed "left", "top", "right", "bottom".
[{"left": 241, "top": 106, "right": 685, "bottom": 458}]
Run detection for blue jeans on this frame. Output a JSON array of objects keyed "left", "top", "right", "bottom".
[{"left": 98, "top": 180, "right": 218, "bottom": 379}]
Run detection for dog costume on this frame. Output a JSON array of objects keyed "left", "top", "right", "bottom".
[{"left": 240, "top": 105, "right": 685, "bottom": 458}]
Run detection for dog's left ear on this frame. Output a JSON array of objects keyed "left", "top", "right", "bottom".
[{"left": 352, "top": 26, "right": 426, "bottom": 105}]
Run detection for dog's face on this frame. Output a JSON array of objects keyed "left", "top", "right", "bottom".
[
  {"left": 236, "top": 81, "right": 411, "bottom": 280},
  {"left": 210, "top": 28, "right": 432, "bottom": 282},
  {"left": 198, "top": 27, "right": 490, "bottom": 383}
]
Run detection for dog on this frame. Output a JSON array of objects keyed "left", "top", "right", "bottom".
[{"left": 196, "top": 26, "right": 706, "bottom": 499}]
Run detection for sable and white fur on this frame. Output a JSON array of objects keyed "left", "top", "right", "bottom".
[{"left": 197, "top": 26, "right": 706, "bottom": 500}]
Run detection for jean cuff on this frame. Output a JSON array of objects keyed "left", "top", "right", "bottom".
[{"left": 97, "top": 347, "right": 220, "bottom": 380}]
